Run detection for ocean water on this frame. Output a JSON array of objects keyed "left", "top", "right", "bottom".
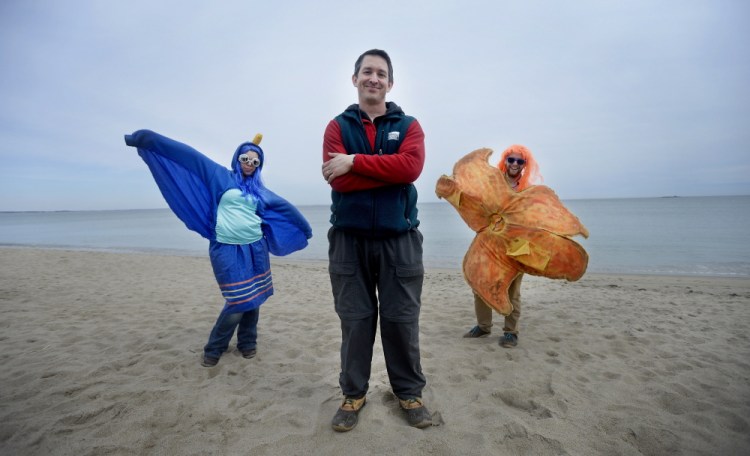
[{"left": 1, "top": 196, "right": 749, "bottom": 277}]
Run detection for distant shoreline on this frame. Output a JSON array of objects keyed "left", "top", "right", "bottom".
[
  {"left": 3, "top": 245, "right": 748, "bottom": 280},
  {"left": 2, "top": 196, "right": 749, "bottom": 278},
  {"left": 2, "top": 194, "right": 749, "bottom": 213}
]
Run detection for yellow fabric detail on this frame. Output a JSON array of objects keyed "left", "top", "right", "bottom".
[
  {"left": 446, "top": 190, "right": 461, "bottom": 208},
  {"left": 506, "top": 239, "right": 551, "bottom": 271},
  {"left": 506, "top": 239, "right": 530, "bottom": 256}
]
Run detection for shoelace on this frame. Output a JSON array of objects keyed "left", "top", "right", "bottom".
[
  {"left": 341, "top": 398, "right": 363, "bottom": 411},
  {"left": 401, "top": 398, "right": 423, "bottom": 409}
]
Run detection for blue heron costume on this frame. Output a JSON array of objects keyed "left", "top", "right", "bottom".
[{"left": 124, "top": 129, "right": 312, "bottom": 362}]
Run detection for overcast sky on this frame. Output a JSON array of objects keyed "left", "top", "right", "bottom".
[{"left": 1, "top": 0, "right": 748, "bottom": 211}]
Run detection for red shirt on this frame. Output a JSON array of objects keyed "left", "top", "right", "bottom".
[{"left": 322, "top": 117, "right": 425, "bottom": 193}]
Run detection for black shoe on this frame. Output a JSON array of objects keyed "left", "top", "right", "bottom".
[
  {"left": 399, "top": 398, "right": 432, "bottom": 429},
  {"left": 500, "top": 332, "right": 518, "bottom": 348},
  {"left": 241, "top": 348, "right": 257, "bottom": 359},
  {"left": 331, "top": 396, "right": 366, "bottom": 432},
  {"left": 201, "top": 355, "right": 219, "bottom": 367},
  {"left": 463, "top": 325, "right": 490, "bottom": 338}
]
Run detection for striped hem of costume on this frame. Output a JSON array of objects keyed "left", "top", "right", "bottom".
[{"left": 219, "top": 269, "right": 273, "bottom": 307}]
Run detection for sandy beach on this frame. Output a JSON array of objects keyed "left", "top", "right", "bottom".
[{"left": 1, "top": 247, "right": 749, "bottom": 455}]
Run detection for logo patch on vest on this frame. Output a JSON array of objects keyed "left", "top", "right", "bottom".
[{"left": 387, "top": 131, "right": 400, "bottom": 141}]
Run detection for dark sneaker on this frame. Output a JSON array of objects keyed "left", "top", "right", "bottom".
[
  {"left": 201, "top": 355, "right": 219, "bottom": 367},
  {"left": 463, "top": 325, "right": 490, "bottom": 338},
  {"left": 500, "top": 332, "right": 518, "bottom": 348},
  {"left": 399, "top": 398, "right": 432, "bottom": 428},
  {"left": 331, "top": 396, "right": 366, "bottom": 432},
  {"left": 241, "top": 348, "right": 257, "bottom": 359}
]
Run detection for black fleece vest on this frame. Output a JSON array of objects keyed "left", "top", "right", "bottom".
[{"left": 330, "top": 106, "right": 420, "bottom": 238}]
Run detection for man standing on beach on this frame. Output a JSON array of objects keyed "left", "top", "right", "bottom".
[
  {"left": 463, "top": 145, "right": 542, "bottom": 348},
  {"left": 321, "top": 49, "right": 432, "bottom": 432}
]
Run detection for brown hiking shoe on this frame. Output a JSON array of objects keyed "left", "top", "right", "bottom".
[
  {"left": 331, "top": 396, "right": 366, "bottom": 432},
  {"left": 399, "top": 397, "right": 432, "bottom": 428},
  {"left": 201, "top": 356, "right": 219, "bottom": 367}
]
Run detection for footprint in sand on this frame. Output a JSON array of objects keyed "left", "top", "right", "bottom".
[{"left": 491, "top": 390, "right": 553, "bottom": 419}]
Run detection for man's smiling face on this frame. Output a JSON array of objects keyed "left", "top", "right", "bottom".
[{"left": 353, "top": 55, "right": 392, "bottom": 106}]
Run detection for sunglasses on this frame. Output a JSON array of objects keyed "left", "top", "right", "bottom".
[
  {"left": 506, "top": 157, "right": 526, "bottom": 166},
  {"left": 238, "top": 154, "right": 261, "bottom": 167}
]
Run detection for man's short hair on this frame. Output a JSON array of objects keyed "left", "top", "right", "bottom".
[{"left": 354, "top": 49, "right": 394, "bottom": 83}]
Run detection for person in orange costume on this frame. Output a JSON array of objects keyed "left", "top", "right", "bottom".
[{"left": 462, "top": 144, "right": 542, "bottom": 348}]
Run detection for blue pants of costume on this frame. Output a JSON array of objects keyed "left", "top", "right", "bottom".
[{"left": 203, "top": 308, "right": 259, "bottom": 359}]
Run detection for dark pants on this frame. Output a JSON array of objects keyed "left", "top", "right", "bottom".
[
  {"left": 203, "top": 308, "right": 259, "bottom": 359},
  {"left": 328, "top": 227, "right": 426, "bottom": 399}
]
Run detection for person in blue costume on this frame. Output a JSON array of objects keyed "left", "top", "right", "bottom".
[{"left": 124, "top": 130, "right": 312, "bottom": 367}]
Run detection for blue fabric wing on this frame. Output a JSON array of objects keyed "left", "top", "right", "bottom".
[
  {"left": 124, "top": 130, "right": 225, "bottom": 240},
  {"left": 258, "top": 189, "right": 313, "bottom": 256}
]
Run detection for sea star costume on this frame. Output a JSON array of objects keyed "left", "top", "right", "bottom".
[
  {"left": 436, "top": 148, "right": 589, "bottom": 315},
  {"left": 124, "top": 129, "right": 312, "bottom": 314}
]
